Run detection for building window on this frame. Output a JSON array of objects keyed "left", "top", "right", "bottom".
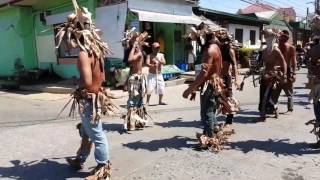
[
  {"left": 235, "top": 28, "right": 243, "bottom": 43},
  {"left": 250, "top": 30, "right": 256, "bottom": 45},
  {"left": 54, "top": 24, "right": 80, "bottom": 58}
]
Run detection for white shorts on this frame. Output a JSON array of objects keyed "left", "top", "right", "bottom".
[{"left": 147, "top": 73, "right": 165, "bottom": 95}]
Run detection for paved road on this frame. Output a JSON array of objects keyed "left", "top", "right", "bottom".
[{"left": 0, "top": 68, "right": 319, "bottom": 180}]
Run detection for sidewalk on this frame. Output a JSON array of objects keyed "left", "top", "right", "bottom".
[
  {"left": 10, "top": 78, "right": 185, "bottom": 94},
  {"left": 1, "top": 68, "right": 251, "bottom": 94}
]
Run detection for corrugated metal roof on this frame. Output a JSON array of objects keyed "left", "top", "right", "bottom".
[
  {"left": 196, "top": 7, "right": 270, "bottom": 24},
  {"left": 0, "top": 0, "right": 14, "bottom": 5}
]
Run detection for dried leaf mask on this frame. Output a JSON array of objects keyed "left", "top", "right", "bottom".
[
  {"left": 55, "top": 0, "right": 111, "bottom": 65},
  {"left": 311, "top": 15, "right": 320, "bottom": 37},
  {"left": 188, "top": 22, "right": 227, "bottom": 46},
  {"left": 121, "top": 27, "right": 150, "bottom": 48}
]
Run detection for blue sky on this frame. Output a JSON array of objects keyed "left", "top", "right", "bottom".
[{"left": 199, "top": 0, "right": 315, "bottom": 18}]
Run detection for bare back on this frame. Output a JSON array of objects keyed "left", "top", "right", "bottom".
[
  {"left": 128, "top": 46, "right": 143, "bottom": 75},
  {"left": 130, "top": 54, "right": 143, "bottom": 75},
  {"left": 279, "top": 42, "right": 295, "bottom": 69},
  {"left": 203, "top": 44, "right": 222, "bottom": 79},
  {"left": 310, "top": 44, "right": 320, "bottom": 76},
  {"left": 77, "top": 51, "right": 105, "bottom": 93},
  {"left": 221, "top": 48, "right": 236, "bottom": 76},
  {"left": 262, "top": 48, "right": 287, "bottom": 73},
  {"left": 311, "top": 44, "right": 320, "bottom": 63}
]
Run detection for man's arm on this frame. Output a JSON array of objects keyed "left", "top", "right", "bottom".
[
  {"left": 276, "top": 49, "right": 287, "bottom": 75},
  {"left": 290, "top": 46, "right": 297, "bottom": 74},
  {"left": 128, "top": 44, "right": 140, "bottom": 63},
  {"left": 146, "top": 55, "right": 154, "bottom": 67},
  {"left": 230, "top": 48, "right": 240, "bottom": 89},
  {"left": 78, "top": 51, "right": 92, "bottom": 89},
  {"left": 159, "top": 54, "right": 166, "bottom": 65}
]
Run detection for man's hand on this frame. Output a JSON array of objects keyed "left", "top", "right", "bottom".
[
  {"left": 235, "top": 79, "right": 241, "bottom": 90},
  {"left": 291, "top": 74, "right": 297, "bottom": 83},
  {"left": 189, "top": 92, "right": 197, "bottom": 101},
  {"left": 183, "top": 88, "right": 194, "bottom": 99}
]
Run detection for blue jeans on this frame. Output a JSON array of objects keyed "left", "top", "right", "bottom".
[
  {"left": 200, "top": 85, "right": 218, "bottom": 138},
  {"left": 77, "top": 100, "right": 110, "bottom": 165}
]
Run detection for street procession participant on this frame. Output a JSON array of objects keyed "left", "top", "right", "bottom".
[
  {"left": 55, "top": 0, "right": 113, "bottom": 179},
  {"left": 219, "top": 34, "right": 241, "bottom": 129},
  {"left": 121, "top": 29, "right": 150, "bottom": 131},
  {"left": 258, "top": 29, "right": 287, "bottom": 122},
  {"left": 305, "top": 15, "right": 320, "bottom": 148},
  {"left": 269, "top": 30, "right": 297, "bottom": 113},
  {"left": 146, "top": 42, "right": 167, "bottom": 105},
  {"left": 183, "top": 23, "right": 239, "bottom": 152}
]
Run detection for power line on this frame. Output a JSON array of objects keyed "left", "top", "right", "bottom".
[
  {"left": 239, "top": 0, "right": 306, "bottom": 18},
  {"left": 259, "top": 0, "right": 305, "bottom": 17}
]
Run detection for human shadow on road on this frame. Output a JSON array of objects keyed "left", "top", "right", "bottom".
[
  {"left": 102, "top": 122, "right": 124, "bottom": 134},
  {"left": 154, "top": 118, "right": 201, "bottom": 128},
  {"left": 231, "top": 109, "right": 260, "bottom": 124},
  {"left": 278, "top": 100, "right": 310, "bottom": 107},
  {"left": 227, "top": 138, "right": 320, "bottom": 156},
  {"left": 122, "top": 136, "right": 196, "bottom": 152},
  {"left": 0, "top": 158, "right": 90, "bottom": 180},
  {"left": 293, "top": 93, "right": 310, "bottom": 99},
  {"left": 294, "top": 86, "right": 307, "bottom": 90}
]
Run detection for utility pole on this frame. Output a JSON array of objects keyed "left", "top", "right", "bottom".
[{"left": 316, "top": 0, "right": 320, "bottom": 15}]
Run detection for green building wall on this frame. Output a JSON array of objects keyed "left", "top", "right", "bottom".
[
  {"left": 0, "top": 0, "right": 95, "bottom": 78},
  {"left": 34, "top": 0, "right": 95, "bottom": 79},
  {"left": 155, "top": 23, "right": 187, "bottom": 65},
  {"left": 0, "top": 7, "right": 37, "bottom": 77}
]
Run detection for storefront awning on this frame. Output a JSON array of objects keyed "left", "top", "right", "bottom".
[{"left": 130, "top": 9, "right": 222, "bottom": 29}]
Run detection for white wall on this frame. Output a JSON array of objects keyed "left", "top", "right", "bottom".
[
  {"left": 96, "top": 3, "right": 127, "bottom": 59},
  {"left": 228, "top": 24, "right": 261, "bottom": 49},
  {"left": 128, "top": 0, "right": 193, "bottom": 16}
]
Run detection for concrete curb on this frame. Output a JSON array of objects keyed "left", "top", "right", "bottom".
[
  {"left": 19, "top": 85, "right": 75, "bottom": 94},
  {"left": 165, "top": 78, "right": 186, "bottom": 87},
  {"left": 1, "top": 77, "right": 186, "bottom": 96}
]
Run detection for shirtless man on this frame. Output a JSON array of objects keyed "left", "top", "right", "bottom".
[
  {"left": 183, "top": 27, "right": 222, "bottom": 139},
  {"left": 308, "top": 37, "right": 320, "bottom": 148},
  {"left": 58, "top": 2, "right": 111, "bottom": 179},
  {"left": 259, "top": 29, "right": 287, "bottom": 121},
  {"left": 270, "top": 30, "right": 297, "bottom": 112},
  {"left": 128, "top": 42, "right": 144, "bottom": 74},
  {"left": 124, "top": 40, "right": 148, "bottom": 131},
  {"left": 220, "top": 38, "right": 241, "bottom": 126},
  {"left": 146, "top": 42, "right": 167, "bottom": 105}
]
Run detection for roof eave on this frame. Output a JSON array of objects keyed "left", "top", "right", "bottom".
[
  {"left": 0, "top": 0, "right": 24, "bottom": 8},
  {"left": 195, "top": 7, "right": 270, "bottom": 24}
]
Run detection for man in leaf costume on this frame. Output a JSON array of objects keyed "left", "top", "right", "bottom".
[{"left": 55, "top": 0, "right": 113, "bottom": 179}]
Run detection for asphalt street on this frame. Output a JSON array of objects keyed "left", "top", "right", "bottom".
[{"left": 0, "top": 68, "right": 319, "bottom": 180}]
